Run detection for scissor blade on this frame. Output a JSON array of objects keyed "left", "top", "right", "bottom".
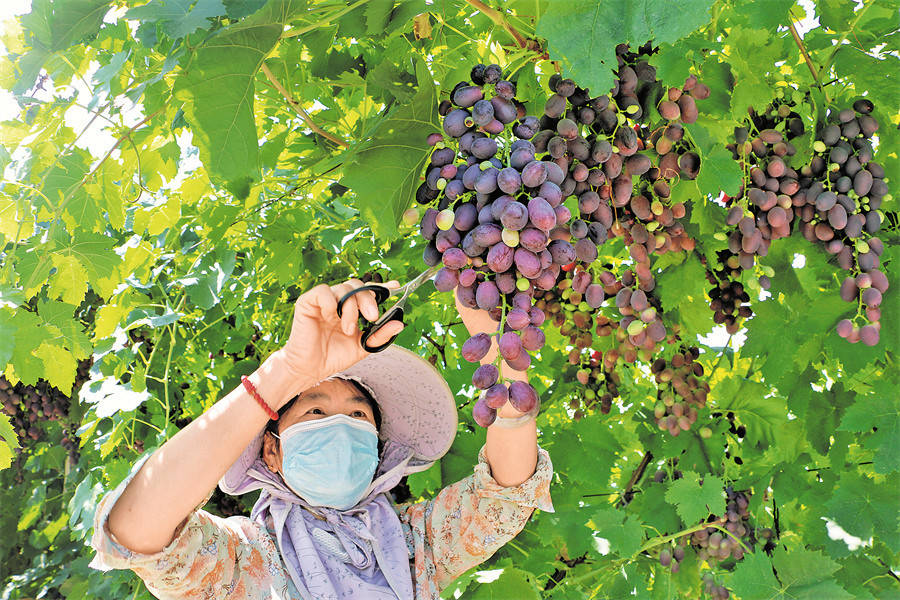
[{"left": 395, "top": 265, "right": 441, "bottom": 295}]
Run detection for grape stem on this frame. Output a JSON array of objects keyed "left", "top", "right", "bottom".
[
  {"left": 259, "top": 63, "right": 349, "bottom": 148},
  {"left": 615, "top": 451, "right": 653, "bottom": 507},
  {"left": 422, "top": 331, "right": 448, "bottom": 366},
  {"left": 462, "top": 0, "right": 537, "bottom": 53},
  {"left": 787, "top": 14, "right": 826, "bottom": 99}
]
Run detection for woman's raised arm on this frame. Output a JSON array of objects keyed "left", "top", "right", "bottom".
[{"left": 106, "top": 279, "right": 402, "bottom": 554}]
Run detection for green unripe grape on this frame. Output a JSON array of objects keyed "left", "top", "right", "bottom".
[
  {"left": 480, "top": 160, "right": 493, "bottom": 171},
  {"left": 713, "top": 232, "right": 727, "bottom": 241},
  {"left": 646, "top": 221, "right": 660, "bottom": 232},
  {"left": 562, "top": 288, "right": 572, "bottom": 300},
  {"left": 516, "top": 277, "right": 530, "bottom": 291},
  {"left": 626, "top": 320, "right": 644, "bottom": 336},
  {"left": 501, "top": 228, "right": 519, "bottom": 247},
  {"left": 435, "top": 141, "right": 446, "bottom": 149},
  {"left": 401, "top": 207, "right": 419, "bottom": 227},
  {"left": 564, "top": 303, "right": 575, "bottom": 312},
  {"left": 813, "top": 140, "right": 827, "bottom": 153},
  {"left": 626, "top": 104, "right": 639, "bottom": 114},
  {"left": 617, "top": 113, "right": 626, "bottom": 126},
  {"left": 829, "top": 162, "right": 840, "bottom": 172},
  {"left": 855, "top": 240, "right": 870, "bottom": 254},
  {"left": 699, "top": 426, "right": 713, "bottom": 439},
  {"left": 611, "top": 145, "right": 620, "bottom": 153},
  {"left": 762, "top": 265, "right": 775, "bottom": 277},
  {"left": 651, "top": 200, "right": 664, "bottom": 215},
  {"left": 585, "top": 388, "right": 596, "bottom": 400},
  {"left": 436, "top": 209, "right": 455, "bottom": 230},
  {"left": 436, "top": 178, "right": 447, "bottom": 190},
  {"left": 578, "top": 301, "right": 590, "bottom": 312}
]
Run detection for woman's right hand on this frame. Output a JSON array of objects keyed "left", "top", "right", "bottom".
[{"left": 276, "top": 279, "right": 405, "bottom": 388}]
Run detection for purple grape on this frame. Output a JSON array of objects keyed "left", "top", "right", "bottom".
[
  {"left": 472, "top": 397, "right": 497, "bottom": 427},
  {"left": 546, "top": 161, "right": 566, "bottom": 185},
  {"left": 420, "top": 208, "right": 438, "bottom": 240},
  {"left": 508, "top": 381, "right": 539, "bottom": 413},
  {"left": 443, "top": 109, "right": 472, "bottom": 137},
  {"left": 490, "top": 195, "right": 513, "bottom": 221},
  {"left": 836, "top": 319, "right": 853, "bottom": 338},
  {"left": 529, "top": 307, "right": 546, "bottom": 326},
  {"left": 860, "top": 325, "right": 879, "bottom": 346},
  {"left": 538, "top": 181, "right": 563, "bottom": 207},
  {"left": 497, "top": 167, "right": 522, "bottom": 194},
  {"left": 499, "top": 332, "right": 523, "bottom": 360},
  {"left": 519, "top": 228, "right": 548, "bottom": 252},
  {"left": 501, "top": 201, "right": 529, "bottom": 231},
  {"left": 511, "top": 292, "right": 530, "bottom": 310},
  {"left": 475, "top": 168, "right": 499, "bottom": 194},
  {"left": 574, "top": 238, "right": 598, "bottom": 263},
  {"left": 476, "top": 280, "right": 501, "bottom": 310},
  {"left": 433, "top": 267, "right": 458, "bottom": 292},
  {"left": 471, "top": 137, "right": 498, "bottom": 160},
  {"left": 571, "top": 270, "right": 591, "bottom": 293},
  {"left": 484, "top": 383, "right": 509, "bottom": 409},
  {"left": 455, "top": 283, "right": 477, "bottom": 309},
  {"left": 423, "top": 243, "right": 441, "bottom": 267},
  {"left": 490, "top": 97, "right": 517, "bottom": 123},
  {"left": 521, "top": 161, "right": 548, "bottom": 187},
  {"left": 506, "top": 308, "right": 530, "bottom": 330},
  {"left": 514, "top": 248, "right": 542, "bottom": 278},
  {"left": 462, "top": 333, "right": 492, "bottom": 362},
  {"left": 585, "top": 284, "right": 604, "bottom": 308},
  {"left": 505, "top": 351, "right": 531, "bottom": 371},
  {"left": 554, "top": 204, "right": 572, "bottom": 226},
  {"left": 520, "top": 326, "right": 545, "bottom": 351},
  {"left": 459, "top": 268, "right": 477, "bottom": 287},
  {"left": 452, "top": 86, "right": 483, "bottom": 108},
  {"left": 528, "top": 197, "right": 557, "bottom": 231},
  {"left": 496, "top": 271, "right": 516, "bottom": 294},
  {"left": 471, "top": 99, "right": 494, "bottom": 126},
  {"left": 442, "top": 247, "right": 467, "bottom": 269},
  {"left": 444, "top": 179, "right": 464, "bottom": 201},
  {"left": 861, "top": 287, "right": 882, "bottom": 307},
  {"left": 453, "top": 203, "right": 477, "bottom": 231},
  {"left": 510, "top": 148, "right": 534, "bottom": 170},
  {"left": 472, "top": 223, "right": 502, "bottom": 246},
  {"left": 472, "top": 364, "right": 499, "bottom": 389},
  {"left": 548, "top": 239, "right": 576, "bottom": 264},
  {"left": 487, "top": 242, "right": 515, "bottom": 273},
  {"left": 578, "top": 191, "right": 601, "bottom": 214},
  {"left": 435, "top": 228, "right": 460, "bottom": 253},
  {"left": 534, "top": 269, "right": 557, "bottom": 290}
]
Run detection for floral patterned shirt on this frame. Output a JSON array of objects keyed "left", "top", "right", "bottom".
[{"left": 89, "top": 444, "right": 554, "bottom": 599}]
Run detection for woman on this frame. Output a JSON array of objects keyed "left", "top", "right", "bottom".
[{"left": 89, "top": 278, "right": 554, "bottom": 599}]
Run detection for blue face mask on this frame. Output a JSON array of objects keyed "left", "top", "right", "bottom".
[{"left": 273, "top": 413, "right": 380, "bottom": 510}]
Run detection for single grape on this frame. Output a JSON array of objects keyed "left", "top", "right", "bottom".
[
  {"left": 520, "top": 326, "right": 545, "bottom": 351},
  {"left": 472, "top": 397, "right": 497, "bottom": 427},
  {"left": 498, "top": 332, "right": 523, "bottom": 360},
  {"left": 484, "top": 383, "right": 509, "bottom": 409},
  {"left": 472, "top": 364, "right": 499, "bottom": 389},
  {"left": 442, "top": 247, "right": 467, "bottom": 269},
  {"left": 508, "top": 381, "right": 539, "bottom": 413},
  {"left": 476, "top": 280, "right": 501, "bottom": 310},
  {"left": 528, "top": 197, "right": 557, "bottom": 231},
  {"left": 452, "top": 86, "right": 483, "bottom": 108},
  {"left": 433, "top": 267, "right": 459, "bottom": 292},
  {"left": 860, "top": 324, "right": 879, "bottom": 346},
  {"left": 462, "top": 333, "right": 492, "bottom": 362}
]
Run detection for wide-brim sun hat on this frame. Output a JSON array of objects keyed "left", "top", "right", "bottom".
[{"left": 219, "top": 344, "right": 458, "bottom": 495}]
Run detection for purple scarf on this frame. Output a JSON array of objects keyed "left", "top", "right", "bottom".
[{"left": 228, "top": 439, "right": 435, "bottom": 599}]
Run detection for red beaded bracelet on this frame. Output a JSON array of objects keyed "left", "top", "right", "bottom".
[{"left": 241, "top": 375, "right": 279, "bottom": 421}]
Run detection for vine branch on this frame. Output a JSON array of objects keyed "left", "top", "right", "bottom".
[
  {"left": 616, "top": 451, "right": 653, "bottom": 507},
  {"left": 463, "top": 0, "right": 537, "bottom": 53},
  {"left": 259, "top": 63, "right": 349, "bottom": 148},
  {"left": 787, "top": 15, "right": 825, "bottom": 97}
]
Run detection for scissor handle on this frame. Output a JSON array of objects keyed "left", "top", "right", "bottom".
[
  {"left": 335, "top": 284, "right": 393, "bottom": 319},
  {"left": 360, "top": 305, "right": 405, "bottom": 353}
]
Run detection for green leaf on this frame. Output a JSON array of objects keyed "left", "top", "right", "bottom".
[
  {"left": 126, "top": 0, "right": 227, "bottom": 40},
  {"left": 838, "top": 381, "right": 900, "bottom": 474},
  {"left": 589, "top": 507, "right": 644, "bottom": 557},
  {"left": 0, "top": 309, "right": 15, "bottom": 368},
  {"left": 464, "top": 564, "right": 542, "bottom": 600},
  {"left": 32, "top": 341, "right": 77, "bottom": 393},
  {"left": 696, "top": 145, "right": 743, "bottom": 197},
  {"left": 711, "top": 375, "right": 786, "bottom": 447},
  {"left": 664, "top": 471, "right": 725, "bottom": 525},
  {"left": 825, "top": 471, "right": 900, "bottom": 553},
  {"left": 537, "top": 0, "right": 715, "bottom": 94},
  {"left": 728, "top": 551, "right": 782, "bottom": 599},
  {"left": 340, "top": 56, "right": 438, "bottom": 242},
  {"left": 48, "top": 254, "right": 88, "bottom": 306},
  {"left": 173, "top": 0, "right": 308, "bottom": 191}
]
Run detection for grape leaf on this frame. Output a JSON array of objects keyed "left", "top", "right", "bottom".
[
  {"left": 589, "top": 507, "right": 643, "bottom": 557},
  {"left": 340, "top": 56, "right": 438, "bottom": 242},
  {"left": 173, "top": 0, "right": 307, "bottom": 193},
  {"left": 837, "top": 381, "right": 900, "bottom": 474},
  {"left": 0, "top": 309, "right": 15, "bottom": 368},
  {"left": 711, "top": 375, "right": 786, "bottom": 447},
  {"left": 32, "top": 342, "right": 77, "bottom": 393},
  {"left": 664, "top": 471, "right": 725, "bottom": 525},
  {"left": 48, "top": 254, "right": 88, "bottom": 306},
  {"left": 825, "top": 471, "right": 900, "bottom": 553},
  {"left": 126, "top": 0, "right": 227, "bottom": 40},
  {"left": 536, "top": 0, "right": 715, "bottom": 94},
  {"left": 695, "top": 145, "right": 743, "bottom": 198}
]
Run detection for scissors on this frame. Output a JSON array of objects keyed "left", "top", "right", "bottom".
[{"left": 336, "top": 265, "right": 441, "bottom": 353}]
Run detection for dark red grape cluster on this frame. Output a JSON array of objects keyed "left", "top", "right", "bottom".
[
  {"left": 650, "top": 346, "right": 710, "bottom": 437},
  {"left": 569, "top": 350, "right": 620, "bottom": 419},
  {"left": 687, "top": 487, "right": 756, "bottom": 564},
  {"left": 0, "top": 359, "right": 91, "bottom": 463},
  {"left": 797, "top": 100, "right": 889, "bottom": 346},
  {"left": 419, "top": 62, "right": 560, "bottom": 425}
]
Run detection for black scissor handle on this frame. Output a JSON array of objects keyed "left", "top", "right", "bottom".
[
  {"left": 360, "top": 305, "right": 405, "bottom": 353},
  {"left": 336, "top": 284, "right": 393, "bottom": 318}
]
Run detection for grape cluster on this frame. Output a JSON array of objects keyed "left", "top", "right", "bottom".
[
  {"left": 687, "top": 487, "right": 755, "bottom": 564},
  {"left": 649, "top": 346, "right": 710, "bottom": 437},
  {"left": 797, "top": 100, "right": 889, "bottom": 346},
  {"left": 0, "top": 359, "right": 91, "bottom": 463},
  {"left": 569, "top": 350, "right": 620, "bottom": 419},
  {"left": 701, "top": 573, "right": 732, "bottom": 600},
  {"left": 420, "top": 62, "right": 554, "bottom": 426}
]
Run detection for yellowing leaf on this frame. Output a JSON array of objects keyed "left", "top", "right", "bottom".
[
  {"left": 48, "top": 254, "right": 88, "bottom": 305},
  {"left": 32, "top": 341, "right": 77, "bottom": 394}
]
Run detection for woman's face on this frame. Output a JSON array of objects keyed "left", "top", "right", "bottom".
[{"left": 261, "top": 379, "right": 378, "bottom": 475}]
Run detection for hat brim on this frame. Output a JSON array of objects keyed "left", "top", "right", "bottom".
[{"left": 220, "top": 345, "right": 457, "bottom": 495}]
